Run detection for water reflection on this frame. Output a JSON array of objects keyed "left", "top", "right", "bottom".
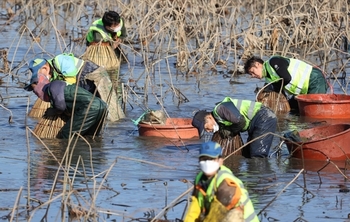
[{"left": 29, "top": 138, "right": 108, "bottom": 198}]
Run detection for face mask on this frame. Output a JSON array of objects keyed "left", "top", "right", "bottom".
[
  {"left": 113, "top": 25, "right": 122, "bottom": 33},
  {"left": 213, "top": 123, "right": 219, "bottom": 133},
  {"left": 199, "top": 160, "right": 220, "bottom": 175}
]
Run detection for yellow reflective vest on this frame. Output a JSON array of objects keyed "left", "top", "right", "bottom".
[
  {"left": 213, "top": 97, "right": 262, "bottom": 131},
  {"left": 86, "top": 18, "right": 123, "bottom": 43},
  {"left": 194, "top": 166, "right": 259, "bottom": 222},
  {"left": 263, "top": 56, "right": 312, "bottom": 95}
]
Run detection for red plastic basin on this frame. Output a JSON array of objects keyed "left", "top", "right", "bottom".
[
  {"left": 285, "top": 124, "right": 350, "bottom": 160},
  {"left": 138, "top": 118, "right": 199, "bottom": 139},
  {"left": 296, "top": 94, "right": 350, "bottom": 118}
]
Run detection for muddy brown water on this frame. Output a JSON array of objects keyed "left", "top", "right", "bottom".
[{"left": 1, "top": 11, "right": 350, "bottom": 222}]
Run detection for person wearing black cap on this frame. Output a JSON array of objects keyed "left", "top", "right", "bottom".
[
  {"left": 192, "top": 97, "right": 277, "bottom": 158},
  {"left": 86, "top": 10, "right": 127, "bottom": 60},
  {"left": 184, "top": 141, "right": 259, "bottom": 222}
]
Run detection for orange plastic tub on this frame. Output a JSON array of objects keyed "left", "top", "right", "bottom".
[
  {"left": 285, "top": 124, "right": 350, "bottom": 160},
  {"left": 138, "top": 118, "right": 199, "bottom": 139},
  {"left": 296, "top": 94, "right": 350, "bottom": 118}
]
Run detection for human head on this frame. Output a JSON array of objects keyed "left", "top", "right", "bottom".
[
  {"left": 244, "top": 56, "right": 264, "bottom": 79},
  {"left": 199, "top": 141, "right": 224, "bottom": 176},
  {"left": 24, "top": 58, "right": 50, "bottom": 91},
  {"left": 102, "top": 11, "right": 121, "bottom": 33},
  {"left": 204, "top": 113, "right": 219, "bottom": 133}
]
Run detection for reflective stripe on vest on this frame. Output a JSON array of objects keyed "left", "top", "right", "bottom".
[
  {"left": 264, "top": 56, "right": 312, "bottom": 95},
  {"left": 86, "top": 18, "right": 123, "bottom": 43},
  {"left": 213, "top": 97, "right": 261, "bottom": 131},
  {"left": 194, "top": 166, "right": 259, "bottom": 221}
]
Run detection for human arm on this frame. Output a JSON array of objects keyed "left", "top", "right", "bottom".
[
  {"left": 267, "top": 57, "right": 291, "bottom": 93},
  {"left": 47, "top": 80, "right": 67, "bottom": 114},
  {"left": 215, "top": 104, "right": 246, "bottom": 136}
]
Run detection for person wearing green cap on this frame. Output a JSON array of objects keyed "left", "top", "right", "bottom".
[{"left": 184, "top": 141, "right": 259, "bottom": 222}]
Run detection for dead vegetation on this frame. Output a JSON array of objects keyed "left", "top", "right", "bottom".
[{"left": 0, "top": 0, "right": 350, "bottom": 221}]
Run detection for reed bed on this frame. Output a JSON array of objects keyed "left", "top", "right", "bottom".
[{"left": 1, "top": 0, "right": 350, "bottom": 221}]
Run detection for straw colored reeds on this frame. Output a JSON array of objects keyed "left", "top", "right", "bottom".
[
  {"left": 212, "top": 133, "right": 243, "bottom": 156},
  {"left": 33, "top": 115, "right": 67, "bottom": 139},
  {"left": 28, "top": 98, "right": 51, "bottom": 118},
  {"left": 81, "top": 43, "right": 120, "bottom": 71}
]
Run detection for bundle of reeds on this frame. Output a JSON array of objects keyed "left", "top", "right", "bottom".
[
  {"left": 256, "top": 90, "right": 290, "bottom": 113},
  {"left": 212, "top": 133, "right": 243, "bottom": 156},
  {"left": 81, "top": 42, "right": 120, "bottom": 71},
  {"left": 28, "top": 98, "right": 51, "bottom": 118},
  {"left": 33, "top": 115, "right": 68, "bottom": 139}
]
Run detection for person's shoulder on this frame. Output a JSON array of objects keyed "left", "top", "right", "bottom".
[{"left": 50, "top": 80, "right": 66, "bottom": 88}]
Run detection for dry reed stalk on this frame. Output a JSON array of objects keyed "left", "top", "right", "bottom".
[
  {"left": 33, "top": 115, "right": 67, "bottom": 139},
  {"left": 28, "top": 98, "right": 51, "bottom": 118}
]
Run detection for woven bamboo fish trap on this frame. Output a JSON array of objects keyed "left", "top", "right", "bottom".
[
  {"left": 212, "top": 133, "right": 243, "bottom": 156},
  {"left": 82, "top": 42, "right": 120, "bottom": 71},
  {"left": 28, "top": 98, "right": 51, "bottom": 118},
  {"left": 33, "top": 115, "right": 68, "bottom": 139},
  {"left": 85, "top": 67, "right": 125, "bottom": 122},
  {"left": 256, "top": 89, "right": 290, "bottom": 113}
]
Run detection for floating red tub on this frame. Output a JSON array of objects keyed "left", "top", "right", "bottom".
[
  {"left": 285, "top": 124, "right": 350, "bottom": 160},
  {"left": 138, "top": 118, "right": 199, "bottom": 139},
  {"left": 296, "top": 94, "right": 350, "bottom": 118}
]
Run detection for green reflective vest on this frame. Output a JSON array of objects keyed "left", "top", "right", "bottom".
[
  {"left": 86, "top": 18, "right": 123, "bottom": 43},
  {"left": 47, "top": 53, "right": 85, "bottom": 85},
  {"left": 213, "top": 97, "right": 262, "bottom": 131},
  {"left": 263, "top": 56, "right": 312, "bottom": 95},
  {"left": 195, "top": 166, "right": 259, "bottom": 222}
]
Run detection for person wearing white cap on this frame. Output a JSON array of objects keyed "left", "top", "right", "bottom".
[{"left": 184, "top": 141, "right": 259, "bottom": 222}]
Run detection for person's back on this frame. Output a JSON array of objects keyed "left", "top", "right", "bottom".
[{"left": 45, "top": 80, "right": 107, "bottom": 139}]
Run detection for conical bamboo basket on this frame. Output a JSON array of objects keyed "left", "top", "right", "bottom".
[
  {"left": 82, "top": 42, "right": 120, "bottom": 71},
  {"left": 212, "top": 133, "right": 243, "bottom": 156},
  {"left": 28, "top": 98, "right": 51, "bottom": 118},
  {"left": 33, "top": 115, "right": 68, "bottom": 139},
  {"left": 256, "top": 90, "right": 290, "bottom": 113}
]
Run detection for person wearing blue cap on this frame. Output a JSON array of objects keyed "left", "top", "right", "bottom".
[
  {"left": 24, "top": 53, "right": 124, "bottom": 122},
  {"left": 24, "top": 54, "right": 97, "bottom": 93},
  {"left": 184, "top": 141, "right": 259, "bottom": 222},
  {"left": 25, "top": 70, "right": 107, "bottom": 139}
]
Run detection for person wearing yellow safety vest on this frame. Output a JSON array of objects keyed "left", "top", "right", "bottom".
[
  {"left": 86, "top": 11, "right": 127, "bottom": 61},
  {"left": 25, "top": 54, "right": 97, "bottom": 94},
  {"left": 244, "top": 55, "right": 329, "bottom": 111},
  {"left": 184, "top": 141, "right": 259, "bottom": 222},
  {"left": 25, "top": 53, "right": 124, "bottom": 122},
  {"left": 192, "top": 97, "right": 277, "bottom": 158}
]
